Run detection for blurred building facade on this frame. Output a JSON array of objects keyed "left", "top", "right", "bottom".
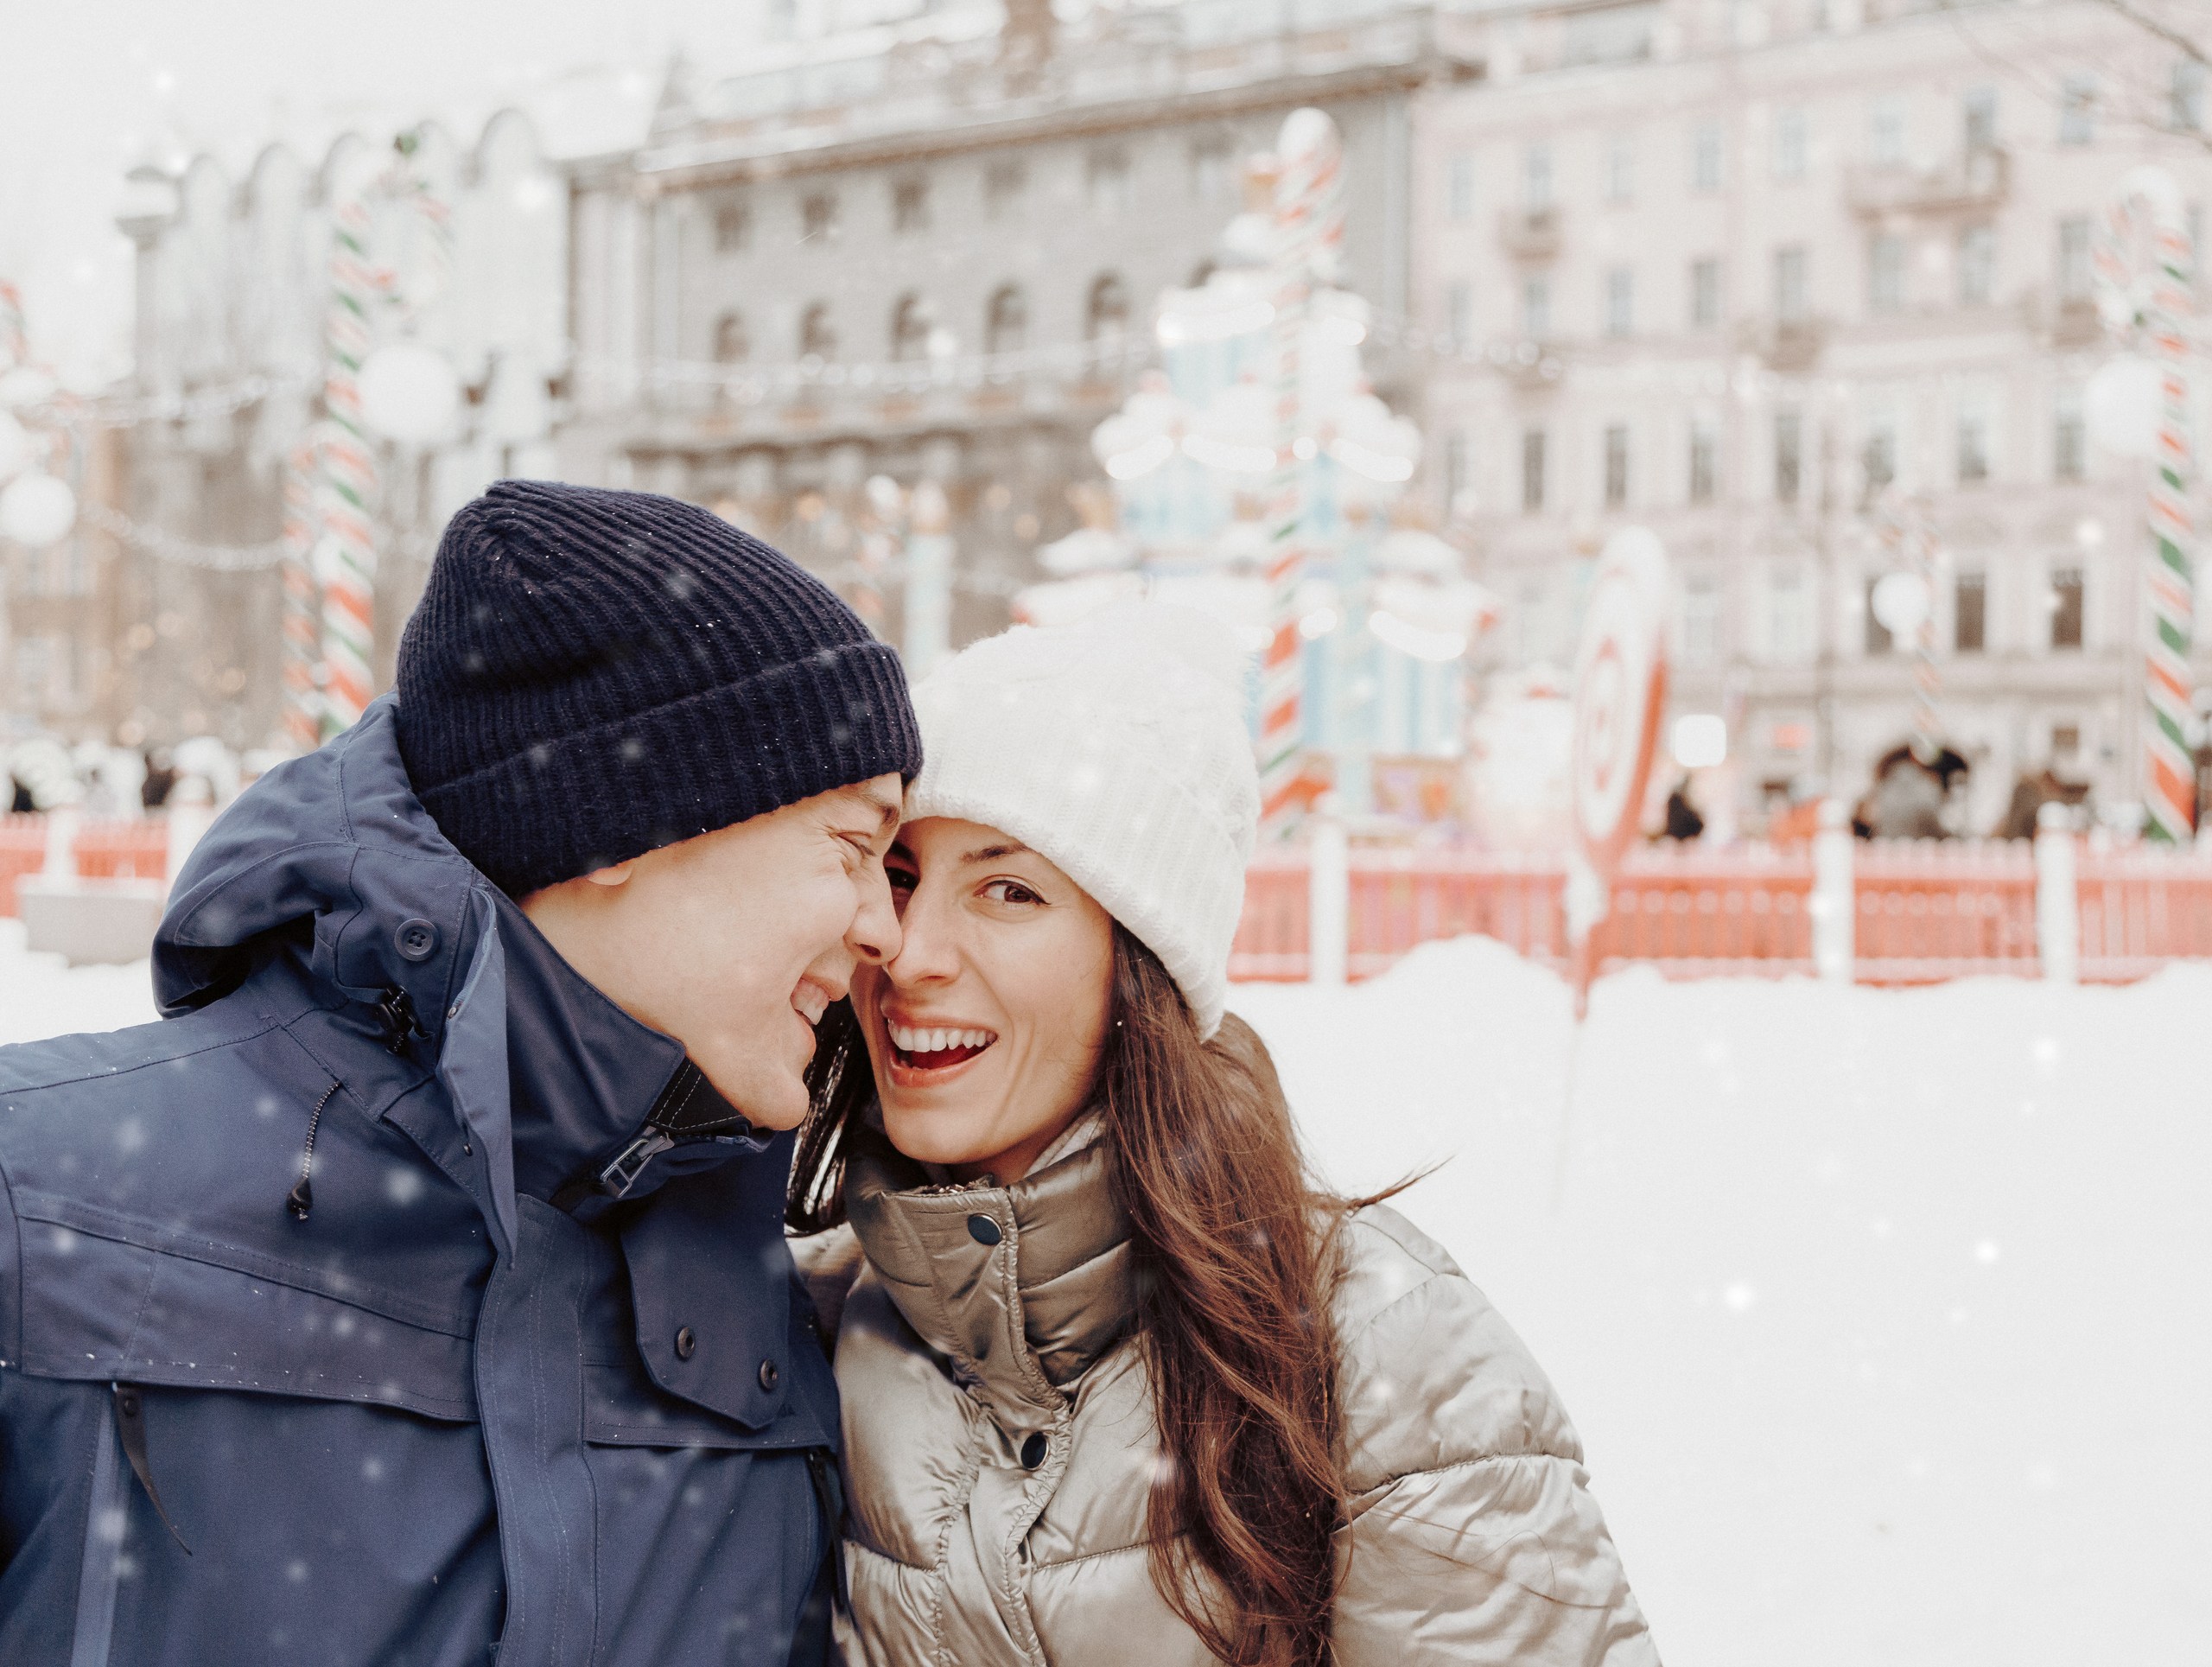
[
  {"left": 559, "top": 0, "right": 1480, "bottom": 648},
  {"left": 1417, "top": 0, "right": 2212, "bottom": 830}
]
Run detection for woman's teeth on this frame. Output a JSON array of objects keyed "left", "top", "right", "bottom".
[{"left": 888, "top": 1023, "right": 996, "bottom": 1058}]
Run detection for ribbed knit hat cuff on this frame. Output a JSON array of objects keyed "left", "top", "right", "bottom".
[
  {"left": 414, "top": 639, "right": 920, "bottom": 897},
  {"left": 906, "top": 722, "right": 1247, "bottom": 1038}
]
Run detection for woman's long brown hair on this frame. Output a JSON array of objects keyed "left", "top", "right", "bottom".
[{"left": 791, "top": 926, "right": 1386, "bottom": 1667}]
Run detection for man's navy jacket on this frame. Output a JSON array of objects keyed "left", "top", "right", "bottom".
[{"left": 0, "top": 698, "right": 842, "bottom": 1666}]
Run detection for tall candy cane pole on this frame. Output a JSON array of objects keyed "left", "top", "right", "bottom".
[
  {"left": 0, "top": 279, "right": 28, "bottom": 371},
  {"left": 2094, "top": 167, "right": 2197, "bottom": 843},
  {"left": 1258, "top": 109, "right": 1346, "bottom": 835},
  {"left": 278, "top": 436, "right": 324, "bottom": 753},
  {"left": 314, "top": 185, "right": 382, "bottom": 738}
]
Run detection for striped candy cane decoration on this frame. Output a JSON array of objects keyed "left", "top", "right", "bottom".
[
  {"left": 278, "top": 436, "right": 324, "bottom": 753},
  {"left": 2094, "top": 168, "right": 2197, "bottom": 843},
  {"left": 315, "top": 182, "right": 381, "bottom": 737},
  {"left": 1258, "top": 109, "right": 1347, "bottom": 834},
  {"left": 0, "top": 279, "right": 28, "bottom": 371}
]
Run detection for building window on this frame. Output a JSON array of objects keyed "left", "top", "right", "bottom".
[
  {"left": 1955, "top": 572, "right": 1987, "bottom": 652},
  {"left": 1604, "top": 423, "right": 1630, "bottom": 509},
  {"left": 1446, "top": 429, "right": 1473, "bottom": 508},
  {"left": 2050, "top": 567, "right": 2085, "bottom": 648},
  {"left": 1862, "top": 417, "right": 1897, "bottom": 495},
  {"left": 1605, "top": 266, "right": 1634, "bottom": 337},
  {"left": 1691, "top": 122, "right": 1724, "bottom": 193},
  {"left": 2054, "top": 384, "right": 2086, "bottom": 480},
  {"left": 714, "top": 200, "right": 752, "bottom": 253},
  {"left": 1192, "top": 136, "right": 1234, "bottom": 201},
  {"left": 1868, "top": 233, "right": 1906, "bottom": 315},
  {"left": 1869, "top": 95, "right": 1905, "bottom": 165},
  {"left": 1447, "top": 152, "right": 1477, "bottom": 221},
  {"left": 1689, "top": 417, "right": 1719, "bottom": 503},
  {"left": 892, "top": 176, "right": 930, "bottom": 234},
  {"left": 2059, "top": 75, "right": 2096, "bottom": 146},
  {"left": 1690, "top": 257, "right": 1722, "bottom": 328},
  {"left": 1770, "top": 566, "right": 1813, "bottom": 663},
  {"left": 1865, "top": 576, "right": 1894, "bottom": 655},
  {"left": 1086, "top": 271, "right": 1131, "bottom": 340},
  {"left": 1775, "top": 245, "right": 1809, "bottom": 323},
  {"left": 801, "top": 192, "right": 839, "bottom": 244},
  {"left": 799, "top": 301, "right": 836, "bottom": 360},
  {"left": 1963, "top": 86, "right": 1999, "bottom": 153},
  {"left": 889, "top": 293, "right": 935, "bottom": 361},
  {"left": 1682, "top": 575, "right": 1721, "bottom": 667},
  {"left": 1958, "top": 225, "right": 1995, "bottom": 306},
  {"left": 1774, "top": 408, "right": 1803, "bottom": 503},
  {"left": 712, "top": 310, "right": 749, "bottom": 363},
  {"left": 1447, "top": 281, "right": 1473, "bottom": 346},
  {"left": 984, "top": 160, "right": 1026, "bottom": 220},
  {"left": 1088, "top": 150, "right": 1131, "bottom": 217},
  {"left": 1521, "top": 429, "right": 1548, "bottom": 513},
  {"left": 2057, "top": 216, "right": 2093, "bottom": 301},
  {"left": 1522, "top": 271, "right": 1552, "bottom": 339},
  {"left": 1523, "top": 143, "right": 1553, "bottom": 210},
  {"left": 1773, "top": 106, "right": 1808, "bottom": 181},
  {"left": 1957, "top": 407, "right": 1991, "bottom": 485},
  {"left": 2176, "top": 60, "right": 2209, "bottom": 132},
  {"left": 1605, "top": 133, "right": 1635, "bottom": 203},
  {"left": 985, "top": 284, "right": 1027, "bottom": 355}
]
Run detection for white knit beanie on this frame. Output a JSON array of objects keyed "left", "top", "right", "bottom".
[{"left": 905, "top": 602, "right": 1258, "bottom": 1038}]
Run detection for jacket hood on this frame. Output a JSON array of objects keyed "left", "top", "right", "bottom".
[
  {"left": 155, "top": 697, "right": 764, "bottom": 1261},
  {"left": 844, "top": 1119, "right": 1134, "bottom": 1432}
]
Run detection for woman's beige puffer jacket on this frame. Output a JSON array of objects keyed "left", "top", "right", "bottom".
[{"left": 797, "top": 1125, "right": 1658, "bottom": 1667}]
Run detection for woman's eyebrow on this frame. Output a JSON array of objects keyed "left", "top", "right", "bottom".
[{"left": 960, "top": 842, "right": 1030, "bottom": 864}]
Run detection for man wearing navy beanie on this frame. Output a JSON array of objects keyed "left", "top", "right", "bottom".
[{"left": 0, "top": 480, "right": 916, "bottom": 1666}]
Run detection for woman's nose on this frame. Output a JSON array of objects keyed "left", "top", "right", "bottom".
[{"left": 884, "top": 888, "right": 960, "bottom": 984}]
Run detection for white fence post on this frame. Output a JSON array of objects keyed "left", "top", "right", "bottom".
[
  {"left": 2035, "top": 800, "right": 2079, "bottom": 983},
  {"left": 40, "top": 806, "right": 79, "bottom": 883},
  {"left": 1307, "top": 809, "right": 1349, "bottom": 986},
  {"left": 1812, "top": 796, "right": 1853, "bottom": 984}
]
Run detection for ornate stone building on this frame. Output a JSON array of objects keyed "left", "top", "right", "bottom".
[
  {"left": 1413, "top": 0, "right": 2212, "bottom": 830},
  {"left": 559, "top": 0, "right": 1481, "bottom": 649}
]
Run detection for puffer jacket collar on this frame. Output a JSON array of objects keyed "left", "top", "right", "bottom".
[{"left": 845, "top": 1119, "right": 1135, "bottom": 1431}]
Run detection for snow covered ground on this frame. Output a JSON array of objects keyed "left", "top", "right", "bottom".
[{"left": 3, "top": 919, "right": 2203, "bottom": 1664}]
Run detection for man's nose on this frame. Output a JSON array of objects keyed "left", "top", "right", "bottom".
[{"left": 849, "top": 858, "right": 901, "bottom": 966}]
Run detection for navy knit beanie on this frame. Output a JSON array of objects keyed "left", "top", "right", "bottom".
[{"left": 395, "top": 480, "right": 921, "bottom": 897}]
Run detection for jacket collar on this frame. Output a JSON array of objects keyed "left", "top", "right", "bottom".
[
  {"left": 845, "top": 1117, "right": 1135, "bottom": 1430},
  {"left": 156, "top": 697, "right": 768, "bottom": 1263}
]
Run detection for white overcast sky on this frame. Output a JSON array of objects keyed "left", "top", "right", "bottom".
[{"left": 2, "top": 0, "right": 774, "bottom": 380}]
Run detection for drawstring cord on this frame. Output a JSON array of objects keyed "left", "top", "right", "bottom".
[{"left": 285, "top": 1081, "right": 341, "bottom": 1222}]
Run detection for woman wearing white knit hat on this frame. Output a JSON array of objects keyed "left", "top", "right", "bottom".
[{"left": 787, "top": 604, "right": 1655, "bottom": 1667}]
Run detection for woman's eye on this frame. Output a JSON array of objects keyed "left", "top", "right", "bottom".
[
  {"left": 886, "top": 867, "right": 918, "bottom": 893},
  {"left": 982, "top": 880, "right": 1042, "bottom": 907}
]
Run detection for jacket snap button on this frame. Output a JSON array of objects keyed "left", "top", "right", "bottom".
[
  {"left": 673, "top": 1327, "right": 696, "bottom": 1361},
  {"left": 395, "top": 918, "right": 440, "bottom": 963},
  {"left": 757, "top": 1358, "right": 780, "bottom": 1391},
  {"left": 1020, "top": 1432, "right": 1048, "bottom": 1470},
  {"left": 966, "top": 1213, "right": 1002, "bottom": 1246}
]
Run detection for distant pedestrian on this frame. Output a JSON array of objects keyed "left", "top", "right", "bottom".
[{"left": 1663, "top": 776, "right": 1706, "bottom": 840}]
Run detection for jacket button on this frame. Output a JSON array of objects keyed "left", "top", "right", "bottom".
[
  {"left": 394, "top": 918, "right": 440, "bottom": 962},
  {"left": 966, "top": 1213, "right": 1002, "bottom": 1246},
  {"left": 758, "top": 1358, "right": 780, "bottom": 1391},
  {"left": 673, "top": 1327, "right": 696, "bottom": 1360},
  {"left": 1020, "top": 1432, "right": 1048, "bottom": 1470}
]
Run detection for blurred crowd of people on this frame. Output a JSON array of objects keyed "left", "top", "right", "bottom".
[{"left": 3, "top": 735, "right": 258, "bottom": 817}]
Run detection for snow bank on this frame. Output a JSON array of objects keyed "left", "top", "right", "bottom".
[
  {"left": 1232, "top": 939, "right": 2211, "bottom": 1667},
  {"left": 3, "top": 921, "right": 2202, "bottom": 1664}
]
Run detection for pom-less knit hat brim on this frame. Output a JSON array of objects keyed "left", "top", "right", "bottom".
[{"left": 397, "top": 480, "right": 921, "bottom": 897}]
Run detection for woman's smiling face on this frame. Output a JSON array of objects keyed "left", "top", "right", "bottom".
[{"left": 852, "top": 816, "right": 1116, "bottom": 1183}]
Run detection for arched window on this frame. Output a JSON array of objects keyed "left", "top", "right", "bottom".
[
  {"left": 799, "top": 302, "right": 836, "bottom": 362},
  {"left": 984, "top": 285, "right": 1027, "bottom": 356},
  {"left": 1085, "top": 272, "right": 1130, "bottom": 341},
  {"left": 713, "top": 310, "right": 749, "bottom": 363},
  {"left": 889, "top": 292, "right": 935, "bottom": 361}
]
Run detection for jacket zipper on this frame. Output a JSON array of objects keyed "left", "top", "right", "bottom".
[{"left": 284, "top": 1080, "right": 341, "bottom": 1221}]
